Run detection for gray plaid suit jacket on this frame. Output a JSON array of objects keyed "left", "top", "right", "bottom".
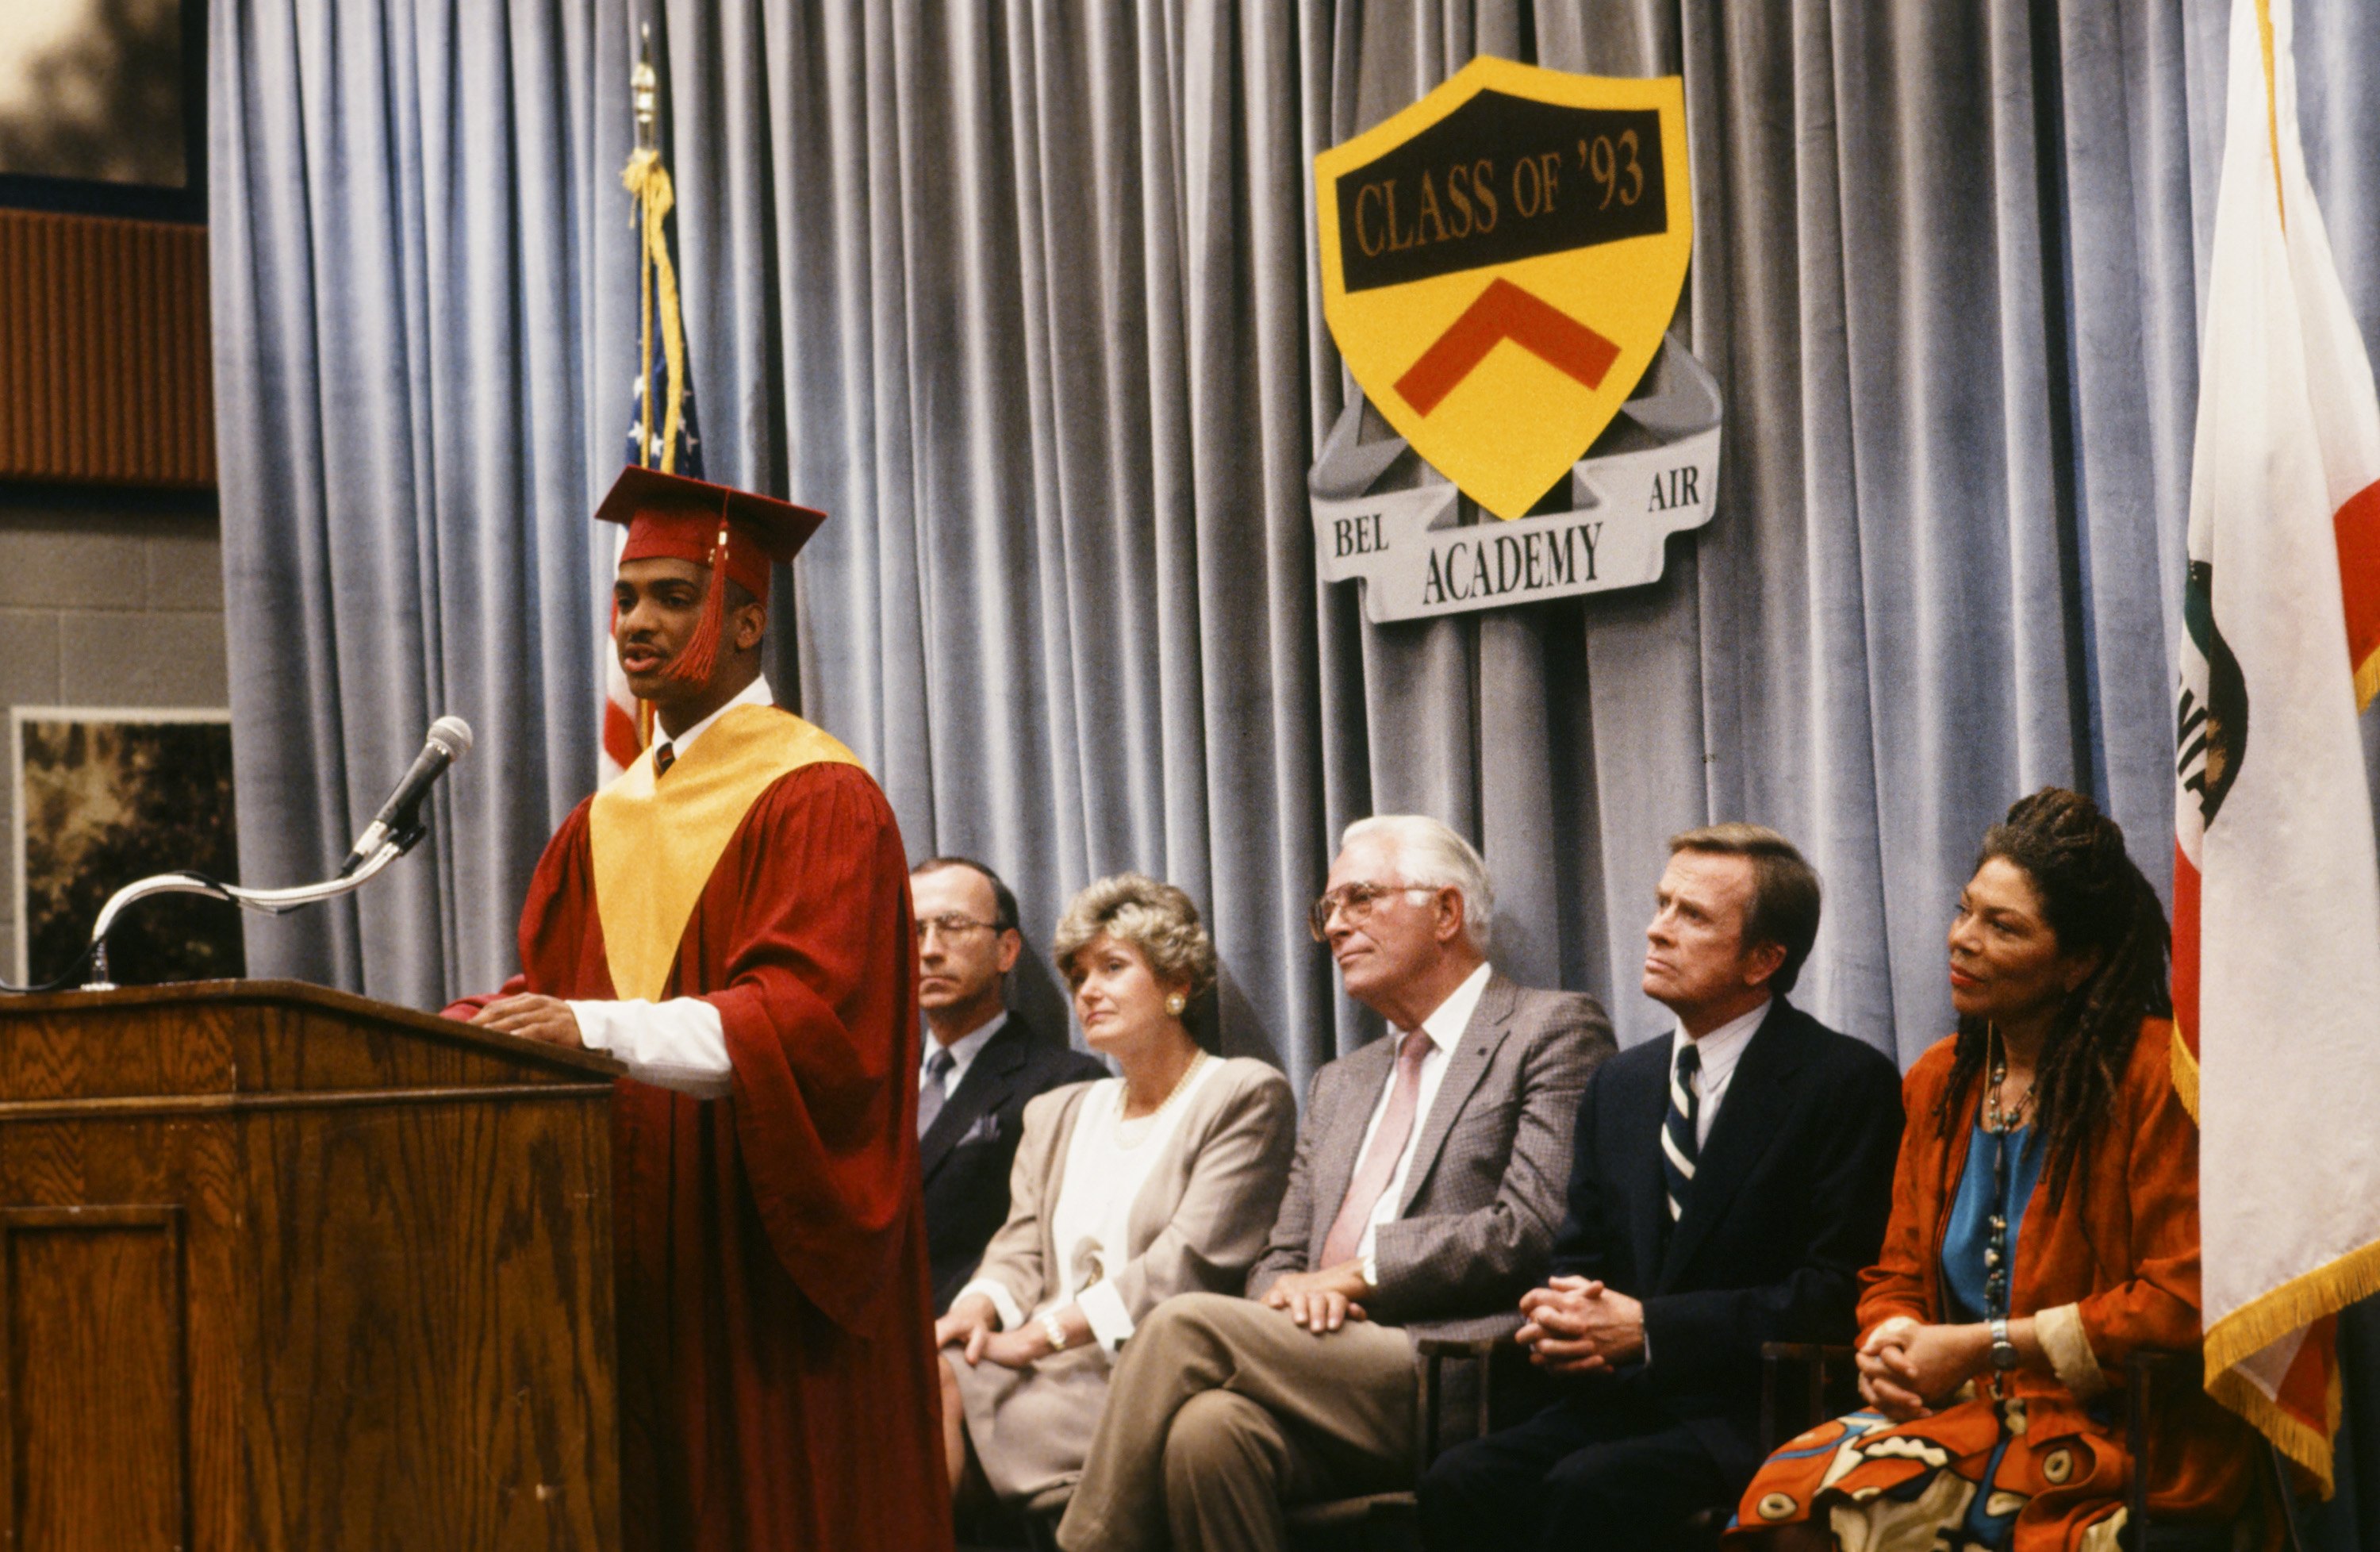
[{"left": 1248, "top": 973, "right": 1614, "bottom": 1341}]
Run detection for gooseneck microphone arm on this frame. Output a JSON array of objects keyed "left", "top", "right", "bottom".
[
  {"left": 67, "top": 715, "right": 474, "bottom": 993},
  {"left": 81, "top": 842, "right": 412, "bottom": 991}
]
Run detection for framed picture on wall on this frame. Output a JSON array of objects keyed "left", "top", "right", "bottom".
[
  {"left": 0, "top": 0, "right": 205, "bottom": 223},
  {"left": 13, "top": 707, "right": 242, "bottom": 988}
]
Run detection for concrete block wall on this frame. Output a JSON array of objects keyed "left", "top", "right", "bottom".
[{"left": 0, "top": 485, "right": 227, "bottom": 966}]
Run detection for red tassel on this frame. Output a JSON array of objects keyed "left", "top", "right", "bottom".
[{"left": 668, "top": 503, "right": 733, "bottom": 685}]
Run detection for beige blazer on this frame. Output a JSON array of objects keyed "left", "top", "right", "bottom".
[{"left": 950, "top": 1055, "right": 1296, "bottom": 1501}]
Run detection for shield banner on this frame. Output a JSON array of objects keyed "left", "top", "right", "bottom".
[{"left": 1315, "top": 58, "right": 1692, "bottom": 520}]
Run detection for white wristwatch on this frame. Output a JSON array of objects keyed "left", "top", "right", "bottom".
[{"left": 1041, "top": 1312, "right": 1070, "bottom": 1352}]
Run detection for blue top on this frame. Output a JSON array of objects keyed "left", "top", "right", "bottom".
[{"left": 1941, "top": 1120, "right": 2044, "bottom": 1323}]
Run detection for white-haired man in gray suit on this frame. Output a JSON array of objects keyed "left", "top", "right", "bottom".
[{"left": 1058, "top": 815, "right": 1616, "bottom": 1552}]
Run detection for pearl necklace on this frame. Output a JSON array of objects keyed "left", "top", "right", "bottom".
[{"left": 1118, "top": 1051, "right": 1207, "bottom": 1133}]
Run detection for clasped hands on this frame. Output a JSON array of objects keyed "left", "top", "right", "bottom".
[
  {"left": 1856, "top": 1315, "right": 1990, "bottom": 1421},
  {"left": 1514, "top": 1275, "right": 1645, "bottom": 1377},
  {"left": 934, "top": 1293, "right": 1061, "bottom": 1370}
]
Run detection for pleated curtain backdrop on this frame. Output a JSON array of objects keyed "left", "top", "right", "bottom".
[{"left": 209, "top": 0, "right": 2380, "bottom": 1064}]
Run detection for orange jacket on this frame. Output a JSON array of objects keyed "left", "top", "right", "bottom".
[{"left": 1859, "top": 1018, "right": 2253, "bottom": 1516}]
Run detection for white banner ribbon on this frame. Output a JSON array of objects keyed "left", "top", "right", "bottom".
[{"left": 1311, "top": 336, "right": 1722, "bottom": 623}]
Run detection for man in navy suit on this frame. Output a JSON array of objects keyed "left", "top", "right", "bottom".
[
  {"left": 912, "top": 857, "right": 1107, "bottom": 1313},
  {"left": 1416, "top": 824, "right": 1904, "bottom": 1551}
]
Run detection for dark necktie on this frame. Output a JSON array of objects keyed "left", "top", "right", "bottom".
[
  {"left": 653, "top": 740, "right": 677, "bottom": 777},
  {"left": 917, "top": 1046, "right": 955, "bottom": 1138},
  {"left": 1662, "top": 1041, "right": 1701, "bottom": 1221}
]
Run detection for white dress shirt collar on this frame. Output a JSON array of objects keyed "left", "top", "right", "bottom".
[
  {"left": 1415, "top": 960, "right": 1494, "bottom": 1056},
  {"left": 657, "top": 675, "right": 774, "bottom": 763},
  {"left": 1668, "top": 996, "right": 1771, "bottom": 1147},
  {"left": 924, "top": 1009, "right": 1008, "bottom": 1098}
]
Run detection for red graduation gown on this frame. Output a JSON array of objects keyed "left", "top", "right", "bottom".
[{"left": 451, "top": 762, "right": 950, "bottom": 1550}]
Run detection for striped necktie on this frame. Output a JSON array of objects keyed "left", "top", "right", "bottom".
[
  {"left": 653, "top": 740, "right": 677, "bottom": 777},
  {"left": 1662, "top": 1040, "right": 1701, "bottom": 1221}
]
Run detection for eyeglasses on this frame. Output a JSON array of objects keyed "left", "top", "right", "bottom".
[
  {"left": 919, "top": 913, "right": 1002, "bottom": 943},
  {"left": 1307, "top": 882, "right": 1438, "bottom": 941}
]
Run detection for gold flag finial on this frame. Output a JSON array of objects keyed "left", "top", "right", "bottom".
[{"left": 631, "top": 25, "right": 657, "bottom": 153}]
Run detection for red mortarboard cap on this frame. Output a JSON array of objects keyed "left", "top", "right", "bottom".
[
  {"left": 595, "top": 465, "right": 828, "bottom": 684},
  {"left": 593, "top": 465, "right": 827, "bottom": 599}
]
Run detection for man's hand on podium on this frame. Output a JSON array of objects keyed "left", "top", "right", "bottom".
[{"left": 472, "top": 993, "right": 584, "bottom": 1048}]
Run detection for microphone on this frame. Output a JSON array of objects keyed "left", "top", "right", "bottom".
[{"left": 340, "top": 716, "right": 473, "bottom": 874}]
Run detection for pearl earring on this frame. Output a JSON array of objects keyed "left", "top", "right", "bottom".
[{"left": 1166, "top": 993, "right": 1187, "bottom": 1017}]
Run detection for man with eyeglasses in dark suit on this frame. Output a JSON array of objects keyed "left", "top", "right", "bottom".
[{"left": 912, "top": 856, "right": 1108, "bottom": 1313}]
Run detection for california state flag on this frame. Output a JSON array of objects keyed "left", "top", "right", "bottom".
[{"left": 2174, "top": 0, "right": 2380, "bottom": 1489}]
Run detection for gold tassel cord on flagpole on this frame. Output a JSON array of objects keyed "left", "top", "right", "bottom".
[{"left": 620, "top": 149, "right": 688, "bottom": 477}]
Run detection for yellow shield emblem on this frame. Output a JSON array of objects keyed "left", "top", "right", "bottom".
[{"left": 1315, "top": 59, "right": 1692, "bottom": 520}]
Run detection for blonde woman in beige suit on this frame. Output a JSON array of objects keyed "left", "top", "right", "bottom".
[{"left": 934, "top": 872, "right": 1298, "bottom": 1513}]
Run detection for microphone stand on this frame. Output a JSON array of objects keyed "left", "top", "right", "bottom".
[{"left": 79, "top": 823, "right": 424, "bottom": 993}]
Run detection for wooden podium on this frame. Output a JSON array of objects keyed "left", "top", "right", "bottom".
[{"left": 0, "top": 979, "right": 623, "bottom": 1550}]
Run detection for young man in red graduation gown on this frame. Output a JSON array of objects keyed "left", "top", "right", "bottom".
[{"left": 446, "top": 466, "right": 951, "bottom": 1551}]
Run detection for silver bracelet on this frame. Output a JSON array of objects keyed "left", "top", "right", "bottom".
[{"left": 1040, "top": 1312, "right": 1070, "bottom": 1352}]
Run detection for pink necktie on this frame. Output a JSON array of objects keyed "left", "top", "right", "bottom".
[{"left": 1321, "top": 1029, "right": 1434, "bottom": 1269}]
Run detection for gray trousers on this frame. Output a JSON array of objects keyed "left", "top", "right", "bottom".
[{"left": 1056, "top": 1292, "right": 1418, "bottom": 1552}]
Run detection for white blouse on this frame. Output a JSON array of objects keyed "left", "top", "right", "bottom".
[{"left": 959, "top": 1055, "right": 1223, "bottom": 1354}]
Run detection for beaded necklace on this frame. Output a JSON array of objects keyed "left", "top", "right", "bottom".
[{"left": 1981, "top": 1024, "right": 2033, "bottom": 1382}]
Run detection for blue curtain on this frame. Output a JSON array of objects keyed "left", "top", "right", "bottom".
[
  {"left": 208, "top": 1, "right": 639, "bottom": 1005},
  {"left": 207, "top": 0, "right": 2380, "bottom": 1066},
  {"left": 209, "top": 0, "right": 2380, "bottom": 1523}
]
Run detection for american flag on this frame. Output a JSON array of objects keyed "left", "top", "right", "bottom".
[
  {"left": 603, "top": 330, "right": 704, "bottom": 779},
  {"left": 603, "top": 45, "right": 702, "bottom": 782}
]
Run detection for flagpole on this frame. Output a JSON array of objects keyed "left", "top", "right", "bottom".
[{"left": 631, "top": 29, "right": 657, "bottom": 472}]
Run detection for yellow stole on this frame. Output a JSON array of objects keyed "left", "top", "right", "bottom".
[{"left": 588, "top": 703, "right": 860, "bottom": 1003}]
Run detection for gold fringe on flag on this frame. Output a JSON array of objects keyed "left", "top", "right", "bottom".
[
  {"left": 2209, "top": 1365, "right": 2337, "bottom": 1492},
  {"left": 2168, "top": 1023, "right": 2199, "bottom": 1120},
  {"left": 2203, "top": 1242, "right": 2380, "bottom": 1492}
]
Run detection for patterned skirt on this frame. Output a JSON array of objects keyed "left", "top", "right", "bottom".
[{"left": 1726, "top": 1393, "right": 2132, "bottom": 1552}]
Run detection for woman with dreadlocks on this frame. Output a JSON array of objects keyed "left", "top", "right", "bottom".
[{"left": 1727, "top": 789, "right": 2254, "bottom": 1552}]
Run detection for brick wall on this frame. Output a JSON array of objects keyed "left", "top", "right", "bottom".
[{"left": 0, "top": 484, "right": 226, "bottom": 967}]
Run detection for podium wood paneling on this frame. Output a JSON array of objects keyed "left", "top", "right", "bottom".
[{"left": 0, "top": 980, "right": 622, "bottom": 1550}]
